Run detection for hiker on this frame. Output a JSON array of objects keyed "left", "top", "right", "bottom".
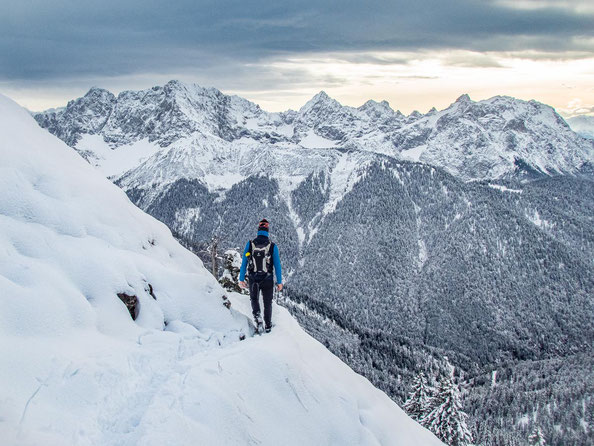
[{"left": 238, "top": 219, "right": 282, "bottom": 333}]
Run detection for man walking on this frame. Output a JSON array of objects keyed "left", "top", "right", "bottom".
[{"left": 239, "top": 219, "right": 283, "bottom": 333}]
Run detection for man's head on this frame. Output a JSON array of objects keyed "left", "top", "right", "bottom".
[{"left": 258, "top": 218, "right": 269, "bottom": 232}]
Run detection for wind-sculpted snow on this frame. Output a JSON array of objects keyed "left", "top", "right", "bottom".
[
  {"left": 1, "top": 97, "right": 244, "bottom": 339},
  {"left": 0, "top": 94, "right": 443, "bottom": 445}
]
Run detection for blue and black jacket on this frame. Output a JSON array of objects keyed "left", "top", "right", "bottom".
[{"left": 239, "top": 230, "right": 282, "bottom": 284}]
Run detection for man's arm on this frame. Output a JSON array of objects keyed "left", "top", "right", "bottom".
[
  {"left": 238, "top": 241, "right": 250, "bottom": 287},
  {"left": 273, "top": 244, "right": 282, "bottom": 290}
]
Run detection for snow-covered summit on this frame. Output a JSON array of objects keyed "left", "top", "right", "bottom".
[
  {"left": 36, "top": 80, "right": 266, "bottom": 149},
  {"left": 1, "top": 93, "right": 442, "bottom": 445},
  {"left": 299, "top": 90, "right": 339, "bottom": 113},
  {"left": 358, "top": 99, "right": 397, "bottom": 120},
  {"left": 454, "top": 93, "right": 471, "bottom": 104},
  {"left": 35, "top": 86, "right": 117, "bottom": 146}
]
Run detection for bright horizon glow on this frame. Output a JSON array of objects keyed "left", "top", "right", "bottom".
[
  {"left": 4, "top": 49, "right": 594, "bottom": 118},
  {"left": 3, "top": 0, "right": 593, "bottom": 118}
]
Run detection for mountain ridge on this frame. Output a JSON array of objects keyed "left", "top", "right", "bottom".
[{"left": 35, "top": 80, "right": 594, "bottom": 182}]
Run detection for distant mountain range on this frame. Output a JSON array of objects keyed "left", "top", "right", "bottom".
[
  {"left": 34, "top": 81, "right": 594, "bottom": 446},
  {"left": 567, "top": 115, "right": 594, "bottom": 140},
  {"left": 35, "top": 80, "right": 593, "bottom": 183}
]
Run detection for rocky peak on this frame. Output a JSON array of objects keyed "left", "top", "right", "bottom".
[
  {"left": 299, "top": 91, "right": 342, "bottom": 115},
  {"left": 360, "top": 99, "right": 391, "bottom": 109},
  {"left": 358, "top": 99, "right": 395, "bottom": 118},
  {"left": 62, "top": 86, "right": 115, "bottom": 111},
  {"left": 83, "top": 86, "right": 115, "bottom": 102},
  {"left": 455, "top": 93, "right": 471, "bottom": 104},
  {"left": 357, "top": 101, "right": 402, "bottom": 134},
  {"left": 164, "top": 79, "right": 184, "bottom": 90},
  {"left": 312, "top": 90, "right": 331, "bottom": 102},
  {"left": 35, "top": 86, "right": 116, "bottom": 146},
  {"left": 406, "top": 94, "right": 594, "bottom": 179}
]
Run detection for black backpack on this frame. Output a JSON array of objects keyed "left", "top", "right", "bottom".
[{"left": 247, "top": 239, "right": 274, "bottom": 281}]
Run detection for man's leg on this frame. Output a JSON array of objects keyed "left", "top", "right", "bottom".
[
  {"left": 260, "top": 280, "right": 274, "bottom": 329},
  {"left": 249, "top": 280, "right": 261, "bottom": 319}
]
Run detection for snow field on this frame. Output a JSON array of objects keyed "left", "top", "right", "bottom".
[
  {"left": 76, "top": 135, "right": 161, "bottom": 179},
  {"left": 1, "top": 295, "right": 442, "bottom": 446}
]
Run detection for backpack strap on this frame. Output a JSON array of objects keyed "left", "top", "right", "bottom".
[
  {"left": 269, "top": 242, "right": 275, "bottom": 258},
  {"left": 247, "top": 240, "right": 254, "bottom": 272},
  {"left": 266, "top": 241, "right": 274, "bottom": 273}
]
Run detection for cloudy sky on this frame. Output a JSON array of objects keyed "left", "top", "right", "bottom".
[{"left": 2, "top": 0, "right": 593, "bottom": 116}]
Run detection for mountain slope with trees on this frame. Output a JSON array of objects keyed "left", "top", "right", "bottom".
[{"left": 33, "top": 82, "right": 594, "bottom": 445}]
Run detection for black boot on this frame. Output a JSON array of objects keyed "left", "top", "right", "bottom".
[{"left": 254, "top": 313, "right": 264, "bottom": 334}]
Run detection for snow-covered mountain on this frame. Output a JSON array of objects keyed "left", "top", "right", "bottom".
[
  {"left": 394, "top": 94, "right": 593, "bottom": 179},
  {"left": 31, "top": 82, "right": 594, "bottom": 446},
  {"left": 31, "top": 80, "right": 594, "bottom": 370},
  {"left": 567, "top": 115, "right": 594, "bottom": 140},
  {"left": 0, "top": 94, "right": 443, "bottom": 445},
  {"left": 35, "top": 80, "right": 593, "bottom": 182}
]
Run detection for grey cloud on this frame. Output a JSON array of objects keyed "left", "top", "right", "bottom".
[
  {"left": 443, "top": 54, "right": 506, "bottom": 68},
  {"left": 337, "top": 54, "right": 411, "bottom": 66},
  {"left": 563, "top": 105, "right": 594, "bottom": 117},
  {"left": 501, "top": 49, "right": 594, "bottom": 61},
  {"left": 1, "top": 0, "right": 593, "bottom": 82}
]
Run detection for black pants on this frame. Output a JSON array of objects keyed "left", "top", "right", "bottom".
[{"left": 249, "top": 279, "right": 273, "bottom": 328}]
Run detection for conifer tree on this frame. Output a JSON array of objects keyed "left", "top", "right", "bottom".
[
  {"left": 528, "top": 426, "right": 546, "bottom": 445},
  {"left": 404, "top": 372, "right": 433, "bottom": 422},
  {"left": 219, "top": 249, "right": 246, "bottom": 294},
  {"left": 423, "top": 375, "right": 474, "bottom": 446}
]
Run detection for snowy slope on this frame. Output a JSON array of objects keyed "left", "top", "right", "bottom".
[
  {"left": 0, "top": 94, "right": 442, "bottom": 446},
  {"left": 115, "top": 132, "right": 376, "bottom": 210}
]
